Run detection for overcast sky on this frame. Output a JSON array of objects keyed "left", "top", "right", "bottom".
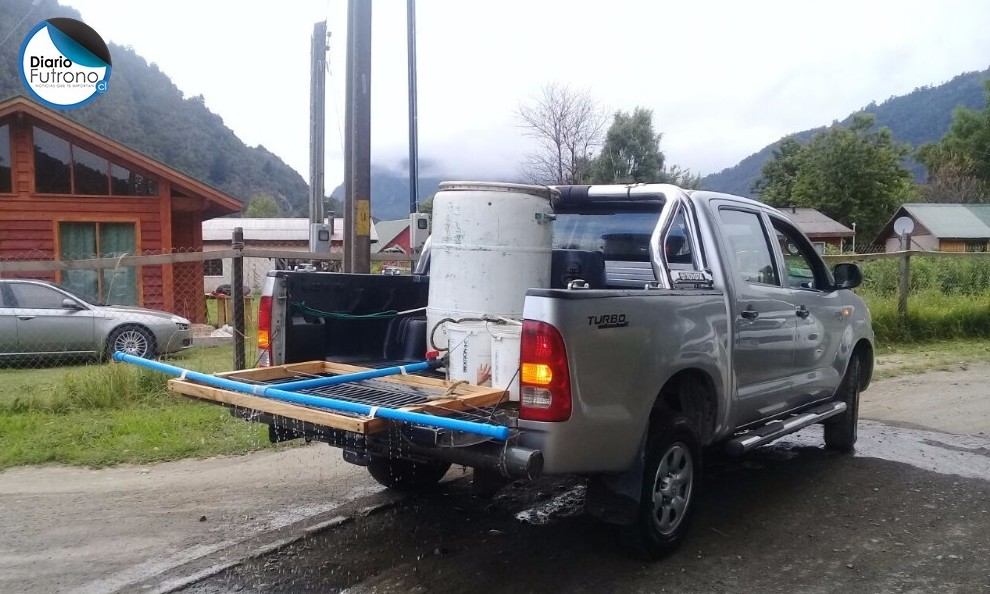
[{"left": 65, "top": 0, "right": 990, "bottom": 188}]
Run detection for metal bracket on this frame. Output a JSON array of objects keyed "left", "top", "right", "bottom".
[{"left": 567, "top": 279, "right": 590, "bottom": 290}]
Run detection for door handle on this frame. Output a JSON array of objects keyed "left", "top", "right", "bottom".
[
  {"left": 17, "top": 315, "right": 35, "bottom": 321},
  {"left": 741, "top": 309, "right": 759, "bottom": 320},
  {"left": 796, "top": 306, "right": 810, "bottom": 319}
]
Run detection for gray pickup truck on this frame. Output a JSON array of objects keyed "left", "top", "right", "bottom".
[{"left": 250, "top": 183, "right": 874, "bottom": 558}]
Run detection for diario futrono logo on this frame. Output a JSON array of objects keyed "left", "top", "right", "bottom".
[{"left": 19, "top": 17, "right": 111, "bottom": 110}]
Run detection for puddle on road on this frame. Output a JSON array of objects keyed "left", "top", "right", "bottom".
[
  {"left": 510, "top": 421, "right": 990, "bottom": 528},
  {"left": 768, "top": 420, "right": 990, "bottom": 481}
]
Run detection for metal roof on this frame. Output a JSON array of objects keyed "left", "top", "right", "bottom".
[
  {"left": 202, "top": 218, "right": 378, "bottom": 242},
  {"left": 901, "top": 204, "right": 990, "bottom": 238},
  {"left": 370, "top": 219, "right": 408, "bottom": 253},
  {"left": 778, "top": 207, "right": 854, "bottom": 237}
]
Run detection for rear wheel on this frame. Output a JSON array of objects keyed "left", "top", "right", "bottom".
[
  {"left": 366, "top": 455, "right": 451, "bottom": 492},
  {"left": 824, "top": 355, "right": 861, "bottom": 452},
  {"left": 621, "top": 414, "right": 700, "bottom": 559}
]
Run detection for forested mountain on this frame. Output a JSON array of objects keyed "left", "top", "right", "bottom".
[
  {"left": 701, "top": 68, "right": 990, "bottom": 197},
  {"left": 0, "top": 0, "right": 308, "bottom": 213}
]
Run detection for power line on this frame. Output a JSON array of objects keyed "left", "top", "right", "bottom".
[{"left": 0, "top": 0, "right": 41, "bottom": 49}]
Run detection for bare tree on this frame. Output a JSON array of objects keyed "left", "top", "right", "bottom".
[
  {"left": 919, "top": 162, "right": 988, "bottom": 203},
  {"left": 517, "top": 83, "right": 607, "bottom": 185}
]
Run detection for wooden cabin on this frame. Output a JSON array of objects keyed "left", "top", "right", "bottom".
[{"left": 0, "top": 96, "right": 241, "bottom": 322}]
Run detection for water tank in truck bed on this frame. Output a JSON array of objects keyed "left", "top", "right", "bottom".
[{"left": 426, "top": 181, "right": 555, "bottom": 349}]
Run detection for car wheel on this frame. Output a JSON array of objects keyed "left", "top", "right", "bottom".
[
  {"left": 824, "top": 355, "right": 861, "bottom": 452},
  {"left": 621, "top": 414, "right": 700, "bottom": 559},
  {"left": 109, "top": 326, "right": 157, "bottom": 359},
  {"left": 366, "top": 455, "right": 451, "bottom": 492}
]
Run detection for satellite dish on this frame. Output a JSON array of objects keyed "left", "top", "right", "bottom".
[{"left": 893, "top": 216, "right": 915, "bottom": 236}]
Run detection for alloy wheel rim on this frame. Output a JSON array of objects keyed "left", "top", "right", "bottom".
[
  {"left": 115, "top": 330, "right": 148, "bottom": 357},
  {"left": 651, "top": 442, "right": 694, "bottom": 536}
]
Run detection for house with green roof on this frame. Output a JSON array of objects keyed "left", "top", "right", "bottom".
[{"left": 874, "top": 204, "right": 990, "bottom": 252}]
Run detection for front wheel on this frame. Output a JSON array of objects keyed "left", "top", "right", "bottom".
[
  {"left": 366, "top": 455, "right": 451, "bottom": 492},
  {"left": 824, "top": 355, "right": 861, "bottom": 452},
  {"left": 621, "top": 415, "right": 700, "bottom": 559},
  {"left": 108, "top": 326, "right": 157, "bottom": 359}
]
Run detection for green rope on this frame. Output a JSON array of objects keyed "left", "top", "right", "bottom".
[{"left": 292, "top": 301, "right": 399, "bottom": 320}]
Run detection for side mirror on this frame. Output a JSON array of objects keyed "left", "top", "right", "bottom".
[
  {"left": 832, "top": 263, "right": 862, "bottom": 290},
  {"left": 62, "top": 298, "right": 83, "bottom": 310}
]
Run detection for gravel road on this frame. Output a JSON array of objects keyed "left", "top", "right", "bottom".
[{"left": 1, "top": 364, "right": 988, "bottom": 594}]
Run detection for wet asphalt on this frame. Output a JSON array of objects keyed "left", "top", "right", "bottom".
[{"left": 180, "top": 421, "right": 990, "bottom": 594}]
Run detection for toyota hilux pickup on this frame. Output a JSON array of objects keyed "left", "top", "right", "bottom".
[{"left": 181, "top": 184, "right": 874, "bottom": 558}]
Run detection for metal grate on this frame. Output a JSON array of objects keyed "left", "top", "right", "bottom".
[{"left": 267, "top": 373, "right": 434, "bottom": 410}]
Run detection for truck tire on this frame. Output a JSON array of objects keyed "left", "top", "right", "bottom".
[
  {"left": 621, "top": 414, "right": 701, "bottom": 559},
  {"left": 366, "top": 455, "right": 451, "bottom": 492},
  {"left": 824, "top": 355, "right": 860, "bottom": 452}
]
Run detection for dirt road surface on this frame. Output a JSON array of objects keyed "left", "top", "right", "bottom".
[{"left": 1, "top": 364, "right": 988, "bottom": 593}]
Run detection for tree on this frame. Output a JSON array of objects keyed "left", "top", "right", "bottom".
[
  {"left": 751, "top": 137, "right": 803, "bottom": 202},
  {"left": 244, "top": 193, "right": 280, "bottom": 218},
  {"left": 916, "top": 81, "right": 990, "bottom": 203},
  {"left": 754, "top": 114, "right": 914, "bottom": 247},
  {"left": 588, "top": 107, "right": 702, "bottom": 187},
  {"left": 591, "top": 108, "right": 664, "bottom": 184},
  {"left": 417, "top": 194, "right": 435, "bottom": 215},
  {"left": 517, "top": 83, "right": 607, "bottom": 185}
]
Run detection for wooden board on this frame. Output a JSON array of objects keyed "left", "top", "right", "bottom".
[{"left": 169, "top": 361, "right": 509, "bottom": 435}]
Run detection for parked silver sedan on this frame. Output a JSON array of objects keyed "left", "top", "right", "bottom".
[{"left": 0, "top": 279, "right": 192, "bottom": 361}]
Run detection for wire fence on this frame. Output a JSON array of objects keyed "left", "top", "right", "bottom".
[
  {"left": 1, "top": 239, "right": 988, "bottom": 371},
  {"left": 0, "top": 242, "right": 415, "bottom": 370}
]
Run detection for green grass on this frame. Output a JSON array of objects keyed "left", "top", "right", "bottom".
[
  {"left": 0, "top": 401, "right": 275, "bottom": 468},
  {"left": 0, "top": 345, "right": 282, "bottom": 470},
  {"left": 860, "top": 289, "right": 990, "bottom": 344},
  {"left": 873, "top": 338, "right": 990, "bottom": 380}
]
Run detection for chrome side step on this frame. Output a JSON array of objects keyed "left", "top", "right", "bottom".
[{"left": 725, "top": 401, "right": 847, "bottom": 456}]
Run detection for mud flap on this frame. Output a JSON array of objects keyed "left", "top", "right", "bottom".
[{"left": 584, "top": 430, "right": 647, "bottom": 525}]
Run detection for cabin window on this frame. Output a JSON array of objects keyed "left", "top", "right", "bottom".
[
  {"left": 33, "top": 126, "right": 158, "bottom": 197},
  {"left": 73, "top": 146, "right": 110, "bottom": 195},
  {"left": 111, "top": 163, "right": 158, "bottom": 196},
  {"left": 0, "top": 124, "right": 11, "bottom": 193},
  {"left": 58, "top": 222, "right": 138, "bottom": 305},
  {"left": 34, "top": 127, "right": 72, "bottom": 193}
]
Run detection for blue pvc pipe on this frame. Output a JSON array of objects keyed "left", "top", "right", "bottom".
[
  {"left": 273, "top": 361, "right": 434, "bottom": 392},
  {"left": 113, "top": 352, "right": 510, "bottom": 441}
]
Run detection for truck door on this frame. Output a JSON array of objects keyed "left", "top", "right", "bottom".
[
  {"left": 769, "top": 215, "right": 845, "bottom": 402},
  {"left": 715, "top": 207, "right": 797, "bottom": 425}
]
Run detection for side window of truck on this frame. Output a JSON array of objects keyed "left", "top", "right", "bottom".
[
  {"left": 664, "top": 207, "right": 694, "bottom": 269},
  {"left": 718, "top": 208, "right": 780, "bottom": 286},
  {"left": 771, "top": 217, "right": 826, "bottom": 291}
]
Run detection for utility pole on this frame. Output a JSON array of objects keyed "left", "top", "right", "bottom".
[
  {"left": 407, "top": 0, "right": 419, "bottom": 214},
  {"left": 345, "top": 0, "right": 372, "bottom": 273},
  {"left": 342, "top": 2, "right": 354, "bottom": 272},
  {"left": 308, "top": 21, "right": 329, "bottom": 252}
]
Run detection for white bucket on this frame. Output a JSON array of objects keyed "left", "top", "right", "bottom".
[
  {"left": 490, "top": 323, "right": 522, "bottom": 402},
  {"left": 446, "top": 321, "right": 492, "bottom": 386}
]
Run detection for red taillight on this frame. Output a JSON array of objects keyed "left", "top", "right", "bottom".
[
  {"left": 519, "top": 320, "right": 571, "bottom": 422},
  {"left": 257, "top": 295, "right": 272, "bottom": 365}
]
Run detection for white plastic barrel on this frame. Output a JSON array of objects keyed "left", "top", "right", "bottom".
[
  {"left": 446, "top": 321, "right": 492, "bottom": 386},
  {"left": 490, "top": 323, "right": 522, "bottom": 402},
  {"left": 426, "top": 181, "right": 556, "bottom": 350}
]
